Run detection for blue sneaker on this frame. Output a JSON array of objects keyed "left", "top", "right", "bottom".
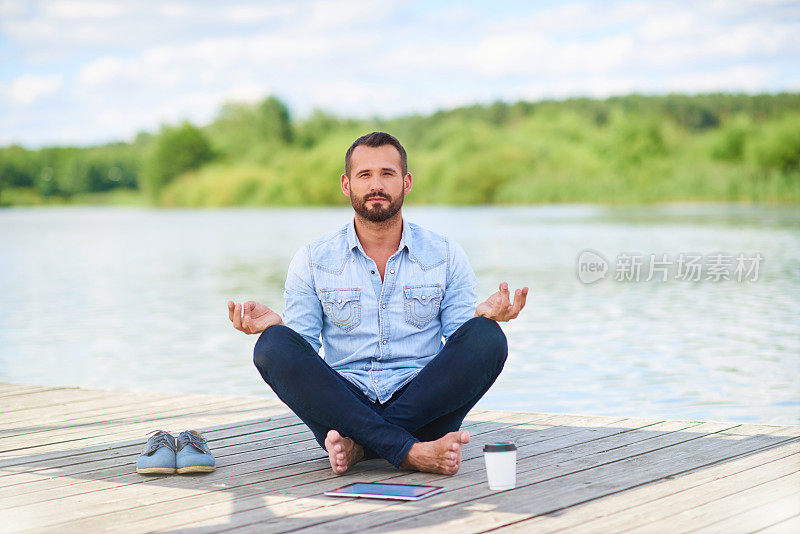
[
  {"left": 136, "top": 430, "right": 177, "bottom": 474},
  {"left": 176, "top": 430, "right": 215, "bottom": 474}
]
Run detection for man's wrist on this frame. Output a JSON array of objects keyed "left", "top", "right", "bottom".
[
  {"left": 474, "top": 308, "right": 497, "bottom": 321},
  {"left": 261, "top": 317, "right": 284, "bottom": 333}
]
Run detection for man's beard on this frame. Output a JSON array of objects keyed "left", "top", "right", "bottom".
[{"left": 352, "top": 189, "right": 404, "bottom": 223}]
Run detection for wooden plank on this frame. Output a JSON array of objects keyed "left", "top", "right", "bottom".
[
  {"left": 757, "top": 514, "right": 800, "bottom": 533},
  {"left": 0, "top": 383, "right": 36, "bottom": 392},
  {"left": 674, "top": 478, "right": 799, "bottom": 533},
  {"left": 0, "top": 411, "right": 499, "bottom": 484},
  {"left": 8, "top": 413, "right": 570, "bottom": 532},
  {"left": 207, "top": 420, "right": 707, "bottom": 534},
  {"left": 94, "top": 417, "right": 665, "bottom": 534},
  {"left": 0, "top": 422, "right": 311, "bottom": 500},
  {"left": 490, "top": 440, "right": 800, "bottom": 533},
  {"left": 0, "top": 417, "right": 308, "bottom": 498},
  {"left": 0, "top": 385, "right": 61, "bottom": 398},
  {"left": 599, "top": 451, "right": 800, "bottom": 533},
  {"left": 1, "top": 383, "right": 797, "bottom": 534},
  {"left": 0, "top": 388, "right": 117, "bottom": 413},
  {"left": 0, "top": 412, "right": 520, "bottom": 502},
  {"left": 0, "top": 390, "right": 276, "bottom": 426},
  {"left": 351, "top": 425, "right": 799, "bottom": 534},
  {"left": 0, "top": 411, "right": 519, "bottom": 509},
  {"left": 0, "top": 398, "right": 263, "bottom": 456},
  {"left": 0, "top": 395, "right": 277, "bottom": 451},
  {"left": 0, "top": 383, "right": 49, "bottom": 391},
  {"left": 0, "top": 403, "right": 291, "bottom": 470},
  {"left": 0, "top": 389, "right": 184, "bottom": 426},
  {"left": 0, "top": 412, "right": 301, "bottom": 478},
  {"left": 269, "top": 424, "right": 795, "bottom": 534},
  {"left": 0, "top": 395, "right": 273, "bottom": 449},
  {"left": 0, "top": 394, "right": 260, "bottom": 441}
]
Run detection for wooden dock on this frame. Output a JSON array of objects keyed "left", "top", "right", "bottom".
[{"left": 1, "top": 382, "right": 798, "bottom": 533}]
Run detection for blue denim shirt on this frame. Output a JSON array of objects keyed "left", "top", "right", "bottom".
[{"left": 282, "top": 216, "right": 478, "bottom": 403}]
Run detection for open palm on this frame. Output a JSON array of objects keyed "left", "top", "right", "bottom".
[{"left": 227, "top": 300, "right": 283, "bottom": 334}]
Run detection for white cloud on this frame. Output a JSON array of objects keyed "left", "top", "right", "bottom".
[
  {"left": 223, "top": 4, "right": 299, "bottom": 23},
  {"left": 1, "top": 0, "right": 798, "bottom": 146},
  {"left": 661, "top": 65, "right": 775, "bottom": 93},
  {"left": 42, "top": 0, "right": 132, "bottom": 19},
  {"left": 0, "top": 0, "right": 26, "bottom": 17},
  {"left": 156, "top": 3, "right": 191, "bottom": 18},
  {"left": 9, "top": 74, "right": 63, "bottom": 105},
  {"left": 77, "top": 56, "right": 129, "bottom": 86}
]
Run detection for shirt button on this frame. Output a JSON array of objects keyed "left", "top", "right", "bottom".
[
  {"left": 421, "top": 295, "right": 426, "bottom": 300},
  {"left": 382, "top": 340, "right": 387, "bottom": 344},
  {"left": 381, "top": 304, "right": 386, "bottom": 308},
  {"left": 374, "top": 379, "right": 378, "bottom": 383},
  {"left": 371, "top": 270, "right": 375, "bottom": 274},
  {"left": 337, "top": 299, "right": 342, "bottom": 303},
  {"left": 390, "top": 269, "right": 395, "bottom": 274}
]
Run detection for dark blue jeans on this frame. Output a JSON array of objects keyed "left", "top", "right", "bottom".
[{"left": 253, "top": 316, "right": 508, "bottom": 468}]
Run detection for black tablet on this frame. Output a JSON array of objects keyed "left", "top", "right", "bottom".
[{"left": 324, "top": 482, "right": 444, "bottom": 501}]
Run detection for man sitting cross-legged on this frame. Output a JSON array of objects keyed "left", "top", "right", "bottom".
[{"left": 228, "top": 132, "right": 528, "bottom": 474}]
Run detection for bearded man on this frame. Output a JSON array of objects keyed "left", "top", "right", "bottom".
[{"left": 228, "top": 131, "right": 528, "bottom": 474}]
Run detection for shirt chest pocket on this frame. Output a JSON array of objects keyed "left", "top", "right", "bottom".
[
  {"left": 403, "top": 284, "right": 443, "bottom": 329},
  {"left": 321, "top": 288, "right": 362, "bottom": 332}
]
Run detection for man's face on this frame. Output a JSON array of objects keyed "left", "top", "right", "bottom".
[{"left": 342, "top": 145, "right": 411, "bottom": 223}]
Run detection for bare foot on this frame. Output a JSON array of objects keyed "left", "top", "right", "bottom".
[
  {"left": 325, "top": 430, "right": 364, "bottom": 474},
  {"left": 400, "top": 430, "right": 470, "bottom": 475}
]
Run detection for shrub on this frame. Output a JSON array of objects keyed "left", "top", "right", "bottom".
[{"left": 142, "top": 122, "right": 214, "bottom": 200}]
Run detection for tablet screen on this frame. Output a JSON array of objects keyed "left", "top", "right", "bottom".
[{"left": 325, "top": 482, "right": 443, "bottom": 500}]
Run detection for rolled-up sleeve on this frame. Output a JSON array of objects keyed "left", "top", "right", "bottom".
[
  {"left": 282, "top": 245, "right": 323, "bottom": 353},
  {"left": 440, "top": 237, "right": 478, "bottom": 342}
]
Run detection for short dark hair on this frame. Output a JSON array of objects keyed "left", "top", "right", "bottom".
[{"left": 345, "top": 132, "right": 408, "bottom": 177}]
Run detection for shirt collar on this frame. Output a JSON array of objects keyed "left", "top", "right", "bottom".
[{"left": 347, "top": 216, "right": 413, "bottom": 255}]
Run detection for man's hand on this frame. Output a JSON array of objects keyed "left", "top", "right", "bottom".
[
  {"left": 227, "top": 300, "right": 283, "bottom": 334},
  {"left": 475, "top": 282, "right": 529, "bottom": 322}
]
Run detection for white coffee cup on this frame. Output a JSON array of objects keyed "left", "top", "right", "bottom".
[{"left": 483, "top": 442, "right": 517, "bottom": 490}]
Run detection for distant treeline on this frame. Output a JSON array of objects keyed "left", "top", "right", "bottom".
[{"left": 2, "top": 93, "right": 799, "bottom": 206}]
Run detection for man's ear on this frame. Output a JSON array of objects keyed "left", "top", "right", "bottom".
[
  {"left": 404, "top": 173, "right": 413, "bottom": 195},
  {"left": 340, "top": 173, "right": 351, "bottom": 197}
]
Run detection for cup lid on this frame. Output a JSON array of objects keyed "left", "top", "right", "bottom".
[{"left": 483, "top": 442, "right": 517, "bottom": 452}]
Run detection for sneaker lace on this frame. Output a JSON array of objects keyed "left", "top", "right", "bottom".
[
  {"left": 177, "top": 430, "right": 212, "bottom": 455},
  {"left": 143, "top": 430, "right": 176, "bottom": 455}
]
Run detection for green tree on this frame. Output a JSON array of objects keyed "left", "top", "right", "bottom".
[
  {"left": 295, "top": 109, "right": 340, "bottom": 147},
  {"left": 749, "top": 114, "right": 800, "bottom": 172},
  {"left": 206, "top": 95, "right": 292, "bottom": 160},
  {"left": 142, "top": 122, "right": 214, "bottom": 200},
  {"left": 0, "top": 146, "right": 33, "bottom": 201},
  {"left": 256, "top": 96, "right": 292, "bottom": 144},
  {"left": 712, "top": 115, "right": 752, "bottom": 161}
]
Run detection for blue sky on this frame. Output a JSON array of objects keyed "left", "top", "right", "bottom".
[{"left": 1, "top": 0, "right": 798, "bottom": 147}]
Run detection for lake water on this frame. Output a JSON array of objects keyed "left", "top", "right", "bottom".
[{"left": 0, "top": 204, "right": 798, "bottom": 424}]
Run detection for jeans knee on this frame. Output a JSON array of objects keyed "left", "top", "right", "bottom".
[
  {"left": 471, "top": 316, "right": 508, "bottom": 368},
  {"left": 253, "top": 324, "right": 294, "bottom": 373}
]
